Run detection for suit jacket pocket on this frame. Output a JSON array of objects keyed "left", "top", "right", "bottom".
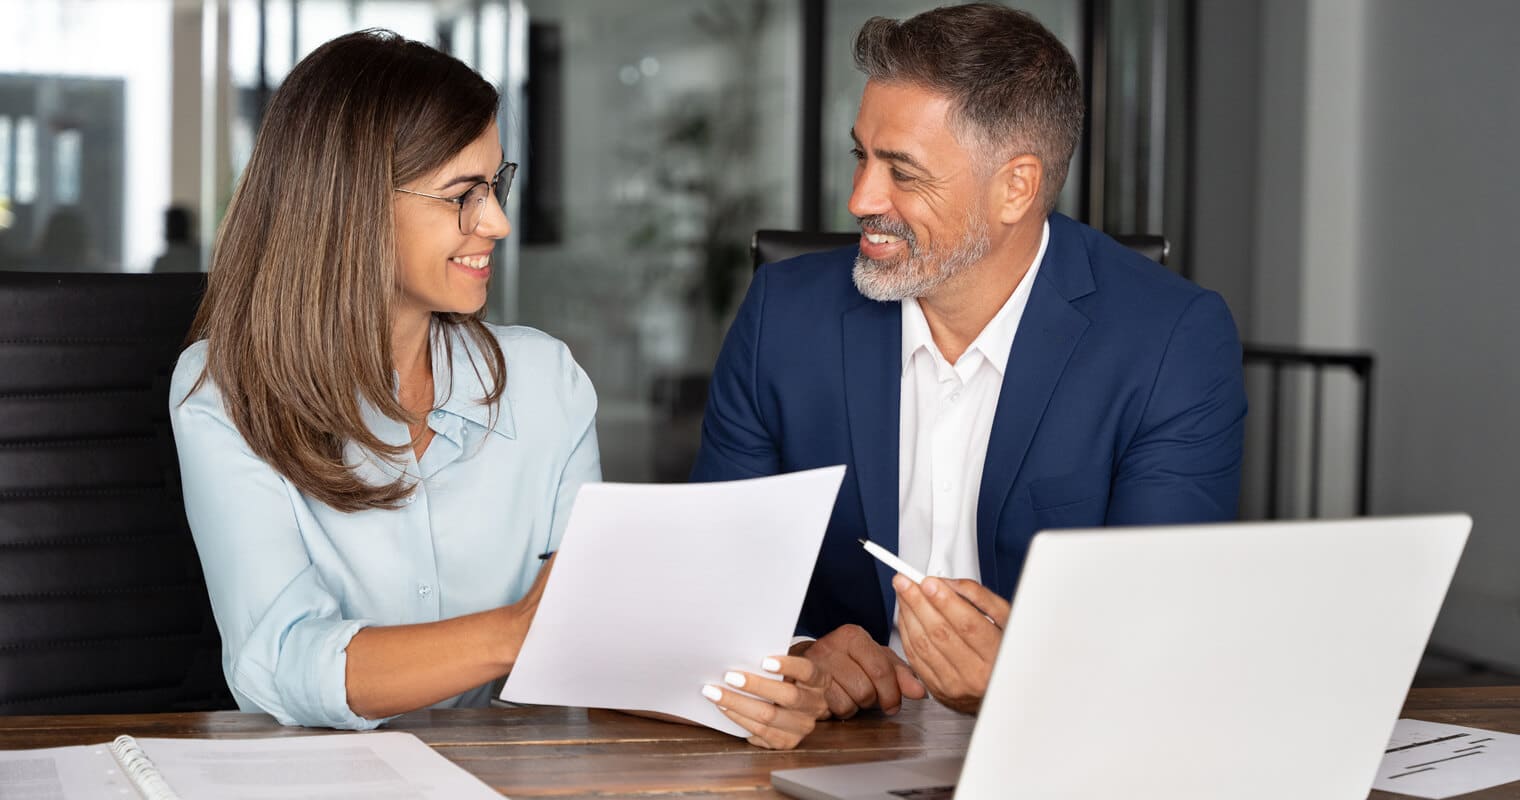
[{"left": 1029, "top": 465, "right": 1113, "bottom": 529}]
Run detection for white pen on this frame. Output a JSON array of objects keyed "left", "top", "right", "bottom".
[
  {"left": 858, "top": 538, "right": 927, "bottom": 584},
  {"left": 860, "top": 538, "right": 1001, "bottom": 628}
]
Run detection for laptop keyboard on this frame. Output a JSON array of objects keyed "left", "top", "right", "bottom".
[{"left": 888, "top": 788, "right": 955, "bottom": 799}]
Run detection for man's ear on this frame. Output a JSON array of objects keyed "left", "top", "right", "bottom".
[{"left": 992, "top": 154, "right": 1043, "bottom": 225}]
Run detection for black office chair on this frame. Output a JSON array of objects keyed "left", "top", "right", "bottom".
[
  {"left": 0, "top": 271, "right": 232, "bottom": 714},
  {"left": 751, "top": 229, "right": 1170, "bottom": 270}
]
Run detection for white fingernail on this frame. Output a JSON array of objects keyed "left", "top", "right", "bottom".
[
  {"left": 762, "top": 657, "right": 782, "bottom": 673},
  {"left": 702, "top": 684, "right": 723, "bottom": 702},
  {"left": 724, "top": 671, "right": 747, "bottom": 688}
]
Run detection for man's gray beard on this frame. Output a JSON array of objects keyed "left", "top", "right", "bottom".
[{"left": 851, "top": 213, "right": 992, "bottom": 302}]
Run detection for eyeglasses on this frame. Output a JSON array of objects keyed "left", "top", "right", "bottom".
[{"left": 395, "top": 160, "right": 517, "bottom": 235}]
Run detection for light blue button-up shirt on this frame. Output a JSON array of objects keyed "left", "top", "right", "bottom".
[{"left": 169, "top": 323, "right": 600, "bottom": 730}]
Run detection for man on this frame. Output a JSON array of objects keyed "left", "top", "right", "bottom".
[{"left": 692, "top": 4, "right": 1246, "bottom": 717}]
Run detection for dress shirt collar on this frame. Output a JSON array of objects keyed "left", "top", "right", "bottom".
[
  {"left": 429, "top": 322, "right": 517, "bottom": 441},
  {"left": 349, "top": 323, "right": 515, "bottom": 481},
  {"left": 900, "top": 218, "right": 1051, "bottom": 376}
]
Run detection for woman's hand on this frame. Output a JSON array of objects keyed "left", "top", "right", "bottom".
[{"left": 702, "top": 655, "right": 830, "bottom": 750}]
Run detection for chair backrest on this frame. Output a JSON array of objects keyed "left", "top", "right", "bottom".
[
  {"left": 1111, "top": 233, "right": 1169, "bottom": 265},
  {"left": 750, "top": 229, "right": 1170, "bottom": 271},
  {"left": 1241, "top": 345, "right": 1374, "bottom": 519},
  {"left": 0, "top": 271, "right": 232, "bottom": 715},
  {"left": 751, "top": 230, "right": 857, "bottom": 269}
]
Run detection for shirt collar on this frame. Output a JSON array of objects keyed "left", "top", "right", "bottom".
[
  {"left": 429, "top": 323, "right": 517, "bottom": 441},
  {"left": 899, "top": 218, "right": 1051, "bottom": 377},
  {"left": 900, "top": 290, "right": 939, "bottom": 373}
]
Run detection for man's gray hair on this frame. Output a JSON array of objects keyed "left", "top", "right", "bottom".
[{"left": 854, "top": 3, "right": 1084, "bottom": 212}]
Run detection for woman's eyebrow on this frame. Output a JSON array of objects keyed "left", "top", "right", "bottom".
[
  {"left": 435, "top": 172, "right": 487, "bottom": 192},
  {"left": 435, "top": 153, "right": 506, "bottom": 192}
]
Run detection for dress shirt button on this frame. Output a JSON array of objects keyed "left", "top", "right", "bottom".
[
  {"left": 417, "top": 583, "right": 432, "bottom": 599},
  {"left": 431, "top": 410, "right": 445, "bottom": 420},
  {"left": 949, "top": 391, "right": 962, "bottom": 403},
  {"left": 404, "top": 494, "right": 416, "bottom": 505}
]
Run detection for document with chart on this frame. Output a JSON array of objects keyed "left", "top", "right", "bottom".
[
  {"left": 501, "top": 466, "right": 846, "bottom": 738},
  {"left": 1374, "top": 718, "right": 1520, "bottom": 798}
]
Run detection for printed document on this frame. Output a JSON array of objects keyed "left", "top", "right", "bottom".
[
  {"left": 0, "top": 730, "right": 500, "bottom": 799},
  {"left": 501, "top": 466, "right": 847, "bottom": 737},
  {"left": 1374, "top": 718, "right": 1520, "bottom": 798}
]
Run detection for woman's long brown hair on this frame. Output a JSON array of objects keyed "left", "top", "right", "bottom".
[{"left": 186, "top": 30, "right": 506, "bottom": 512}]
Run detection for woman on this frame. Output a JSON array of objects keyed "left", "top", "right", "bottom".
[{"left": 171, "top": 29, "right": 825, "bottom": 749}]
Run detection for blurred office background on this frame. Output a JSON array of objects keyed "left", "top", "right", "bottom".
[{"left": 1, "top": 0, "right": 1517, "bottom": 681}]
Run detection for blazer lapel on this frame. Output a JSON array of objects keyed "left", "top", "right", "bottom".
[
  {"left": 976, "top": 219, "right": 1094, "bottom": 590},
  {"left": 841, "top": 298, "right": 903, "bottom": 618}
]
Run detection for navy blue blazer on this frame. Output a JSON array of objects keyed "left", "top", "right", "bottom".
[{"left": 691, "top": 213, "right": 1247, "bottom": 643}]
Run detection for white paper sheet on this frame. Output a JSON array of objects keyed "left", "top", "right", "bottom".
[
  {"left": 1373, "top": 719, "right": 1520, "bottom": 799},
  {"left": 134, "top": 732, "right": 501, "bottom": 799},
  {"left": 0, "top": 732, "right": 500, "bottom": 799},
  {"left": 0, "top": 742, "right": 126, "bottom": 799},
  {"left": 500, "top": 466, "right": 847, "bottom": 737}
]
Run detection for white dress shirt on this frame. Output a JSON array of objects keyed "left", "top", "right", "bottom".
[{"left": 890, "top": 220, "right": 1049, "bottom": 655}]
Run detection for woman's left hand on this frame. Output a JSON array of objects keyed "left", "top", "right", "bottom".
[{"left": 702, "top": 655, "right": 830, "bottom": 750}]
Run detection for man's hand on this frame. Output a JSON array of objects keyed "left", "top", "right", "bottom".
[
  {"left": 795, "top": 624, "right": 925, "bottom": 718},
  {"left": 893, "top": 575, "right": 1011, "bottom": 714}
]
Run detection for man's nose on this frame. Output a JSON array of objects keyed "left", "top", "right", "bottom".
[{"left": 848, "top": 166, "right": 892, "bottom": 220}]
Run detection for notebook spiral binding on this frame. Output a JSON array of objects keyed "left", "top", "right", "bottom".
[{"left": 108, "top": 735, "right": 183, "bottom": 800}]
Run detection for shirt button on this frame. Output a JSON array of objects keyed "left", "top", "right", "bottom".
[
  {"left": 404, "top": 494, "right": 416, "bottom": 505},
  {"left": 431, "top": 410, "right": 445, "bottom": 420},
  {"left": 949, "top": 391, "right": 962, "bottom": 402},
  {"left": 417, "top": 583, "right": 432, "bottom": 599}
]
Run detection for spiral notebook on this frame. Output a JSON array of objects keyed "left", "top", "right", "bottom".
[{"left": 0, "top": 730, "right": 501, "bottom": 799}]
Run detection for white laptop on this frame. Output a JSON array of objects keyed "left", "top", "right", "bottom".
[{"left": 772, "top": 514, "right": 1471, "bottom": 800}]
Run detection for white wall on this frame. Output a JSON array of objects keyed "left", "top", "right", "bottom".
[
  {"left": 1217, "top": 0, "right": 1520, "bottom": 668},
  {"left": 1358, "top": 0, "right": 1520, "bottom": 669}
]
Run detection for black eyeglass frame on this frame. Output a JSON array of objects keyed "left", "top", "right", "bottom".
[{"left": 395, "top": 160, "right": 517, "bottom": 235}]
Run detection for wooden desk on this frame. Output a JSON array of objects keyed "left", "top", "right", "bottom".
[{"left": 2, "top": 687, "right": 1517, "bottom": 798}]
